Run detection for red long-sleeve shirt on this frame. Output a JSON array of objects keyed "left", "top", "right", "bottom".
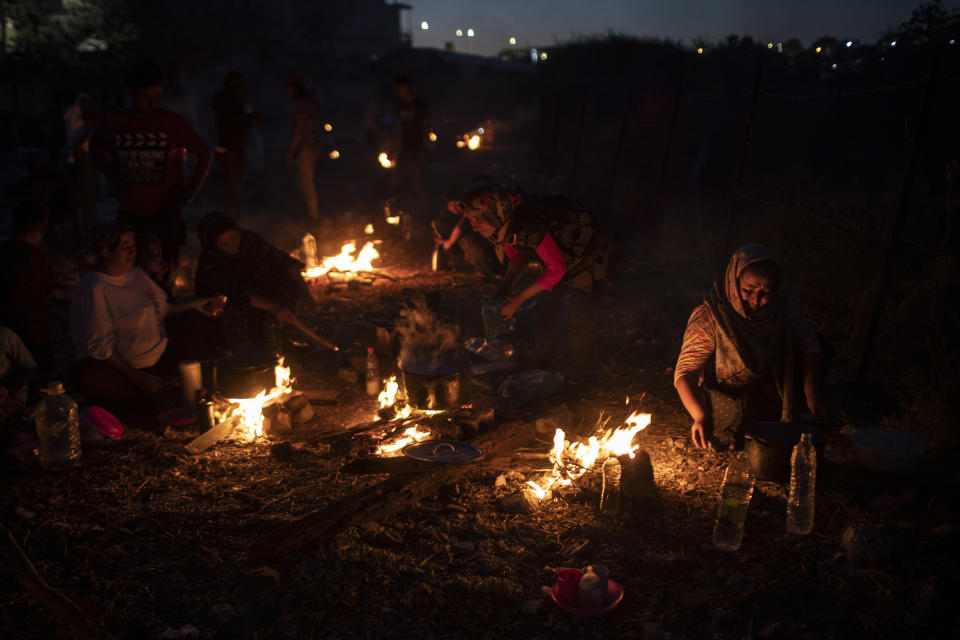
[{"left": 503, "top": 233, "right": 566, "bottom": 290}]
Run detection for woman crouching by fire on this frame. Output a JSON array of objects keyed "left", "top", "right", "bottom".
[
  {"left": 674, "top": 244, "right": 827, "bottom": 450},
  {"left": 195, "top": 212, "right": 316, "bottom": 356},
  {"left": 461, "top": 182, "right": 611, "bottom": 397}
]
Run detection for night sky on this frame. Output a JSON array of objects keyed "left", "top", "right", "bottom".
[{"left": 409, "top": 0, "right": 956, "bottom": 56}]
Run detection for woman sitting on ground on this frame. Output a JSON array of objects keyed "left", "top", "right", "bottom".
[
  {"left": 674, "top": 244, "right": 826, "bottom": 450},
  {"left": 70, "top": 223, "right": 217, "bottom": 409},
  {"left": 195, "top": 212, "right": 315, "bottom": 356}
]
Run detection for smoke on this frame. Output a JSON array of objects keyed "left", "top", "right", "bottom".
[{"left": 396, "top": 298, "right": 461, "bottom": 375}]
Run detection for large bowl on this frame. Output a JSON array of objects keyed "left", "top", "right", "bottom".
[{"left": 852, "top": 428, "right": 925, "bottom": 474}]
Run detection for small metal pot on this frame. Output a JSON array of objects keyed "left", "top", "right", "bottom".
[
  {"left": 401, "top": 368, "right": 461, "bottom": 410},
  {"left": 744, "top": 422, "right": 825, "bottom": 484},
  {"left": 214, "top": 353, "right": 278, "bottom": 399}
]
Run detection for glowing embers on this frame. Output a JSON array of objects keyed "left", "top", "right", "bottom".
[
  {"left": 524, "top": 411, "right": 651, "bottom": 503},
  {"left": 216, "top": 360, "right": 294, "bottom": 441},
  {"left": 302, "top": 241, "right": 380, "bottom": 280}
]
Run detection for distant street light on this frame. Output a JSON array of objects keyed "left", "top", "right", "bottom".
[
  {"left": 509, "top": 36, "right": 517, "bottom": 45},
  {"left": 421, "top": 21, "right": 429, "bottom": 30},
  {"left": 456, "top": 28, "right": 463, "bottom": 37},
  {"left": 540, "top": 51, "right": 547, "bottom": 61},
  {"left": 467, "top": 28, "right": 475, "bottom": 37},
  {"left": 815, "top": 46, "right": 822, "bottom": 53},
  {"left": 845, "top": 40, "right": 853, "bottom": 47},
  {"left": 697, "top": 47, "right": 704, "bottom": 55}
]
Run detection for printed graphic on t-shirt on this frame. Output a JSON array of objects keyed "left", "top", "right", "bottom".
[
  {"left": 144, "top": 287, "right": 166, "bottom": 339},
  {"left": 114, "top": 132, "right": 168, "bottom": 184}
]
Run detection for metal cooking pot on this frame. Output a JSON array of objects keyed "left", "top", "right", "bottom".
[
  {"left": 744, "top": 422, "right": 825, "bottom": 484},
  {"left": 401, "top": 367, "right": 461, "bottom": 410},
  {"left": 214, "top": 352, "right": 279, "bottom": 399}
]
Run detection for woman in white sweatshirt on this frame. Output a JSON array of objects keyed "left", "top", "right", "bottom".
[{"left": 70, "top": 222, "right": 216, "bottom": 410}]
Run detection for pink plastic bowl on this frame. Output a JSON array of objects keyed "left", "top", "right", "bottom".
[{"left": 80, "top": 406, "right": 125, "bottom": 439}]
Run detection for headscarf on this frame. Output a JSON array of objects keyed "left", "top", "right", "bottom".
[
  {"left": 462, "top": 181, "right": 522, "bottom": 242},
  {"left": 706, "top": 244, "right": 795, "bottom": 420},
  {"left": 197, "top": 211, "right": 239, "bottom": 252}
]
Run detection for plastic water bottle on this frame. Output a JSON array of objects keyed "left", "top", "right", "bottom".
[
  {"left": 786, "top": 432, "right": 817, "bottom": 534},
  {"left": 600, "top": 456, "right": 621, "bottom": 513},
  {"left": 36, "top": 382, "right": 81, "bottom": 470},
  {"left": 578, "top": 567, "right": 605, "bottom": 609},
  {"left": 713, "top": 454, "right": 755, "bottom": 551},
  {"left": 301, "top": 233, "right": 319, "bottom": 269},
  {"left": 365, "top": 347, "right": 380, "bottom": 396}
]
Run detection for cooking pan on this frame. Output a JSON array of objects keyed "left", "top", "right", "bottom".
[
  {"left": 743, "top": 422, "right": 825, "bottom": 484},
  {"left": 214, "top": 352, "right": 279, "bottom": 399},
  {"left": 401, "top": 363, "right": 462, "bottom": 411}
]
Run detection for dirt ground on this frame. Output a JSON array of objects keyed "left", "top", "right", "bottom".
[{"left": 2, "top": 152, "right": 959, "bottom": 639}]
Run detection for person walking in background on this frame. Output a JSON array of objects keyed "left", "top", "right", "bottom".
[
  {"left": 92, "top": 60, "right": 211, "bottom": 287},
  {"left": 285, "top": 75, "right": 321, "bottom": 221},
  {"left": 213, "top": 71, "right": 260, "bottom": 218},
  {"left": 61, "top": 79, "right": 100, "bottom": 231},
  {"left": 390, "top": 75, "right": 429, "bottom": 216}
]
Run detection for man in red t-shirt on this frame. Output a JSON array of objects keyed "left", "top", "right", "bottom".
[{"left": 93, "top": 60, "right": 211, "bottom": 283}]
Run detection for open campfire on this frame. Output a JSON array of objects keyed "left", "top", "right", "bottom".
[
  {"left": 524, "top": 411, "right": 651, "bottom": 502},
  {"left": 301, "top": 240, "right": 381, "bottom": 281}
]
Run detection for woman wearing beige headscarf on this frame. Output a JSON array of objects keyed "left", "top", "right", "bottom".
[{"left": 674, "top": 244, "right": 826, "bottom": 449}]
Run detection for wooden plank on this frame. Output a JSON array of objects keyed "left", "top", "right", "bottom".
[
  {"left": 185, "top": 417, "right": 237, "bottom": 454},
  {"left": 247, "top": 420, "right": 534, "bottom": 564}
]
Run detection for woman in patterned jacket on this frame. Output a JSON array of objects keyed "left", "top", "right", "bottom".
[{"left": 461, "top": 182, "right": 610, "bottom": 395}]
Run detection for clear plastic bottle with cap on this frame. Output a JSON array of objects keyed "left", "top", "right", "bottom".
[
  {"left": 577, "top": 566, "right": 605, "bottom": 609},
  {"left": 786, "top": 432, "right": 817, "bottom": 534},
  {"left": 712, "top": 453, "right": 755, "bottom": 551},
  {"left": 599, "top": 456, "right": 621, "bottom": 513},
  {"left": 365, "top": 347, "right": 380, "bottom": 396},
  {"left": 36, "top": 382, "right": 81, "bottom": 470}
]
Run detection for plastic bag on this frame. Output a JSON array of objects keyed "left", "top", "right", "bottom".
[
  {"left": 463, "top": 337, "right": 515, "bottom": 361},
  {"left": 497, "top": 370, "right": 564, "bottom": 407},
  {"left": 481, "top": 299, "right": 515, "bottom": 339}
]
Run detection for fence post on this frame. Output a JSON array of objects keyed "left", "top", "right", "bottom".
[
  {"left": 856, "top": 46, "right": 942, "bottom": 389},
  {"left": 569, "top": 94, "right": 587, "bottom": 191},
  {"left": 606, "top": 92, "right": 632, "bottom": 221},
  {"left": 548, "top": 95, "right": 561, "bottom": 177},
  {"left": 724, "top": 64, "right": 763, "bottom": 249},
  {"left": 655, "top": 87, "right": 683, "bottom": 216}
]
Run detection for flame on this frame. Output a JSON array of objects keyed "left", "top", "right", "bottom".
[
  {"left": 378, "top": 152, "right": 395, "bottom": 168},
  {"left": 467, "top": 135, "right": 480, "bottom": 150},
  {"left": 523, "top": 412, "right": 652, "bottom": 503},
  {"left": 217, "top": 360, "right": 294, "bottom": 441},
  {"left": 378, "top": 375, "right": 400, "bottom": 409},
  {"left": 385, "top": 215, "right": 401, "bottom": 225},
  {"left": 377, "top": 425, "right": 433, "bottom": 455},
  {"left": 302, "top": 241, "right": 380, "bottom": 279},
  {"left": 364, "top": 224, "right": 375, "bottom": 235},
  {"left": 602, "top": 411, "right": 651, "bottom": 457},
  {"left": 525, "top": 480, "right": 548, "bottom": 500}
]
